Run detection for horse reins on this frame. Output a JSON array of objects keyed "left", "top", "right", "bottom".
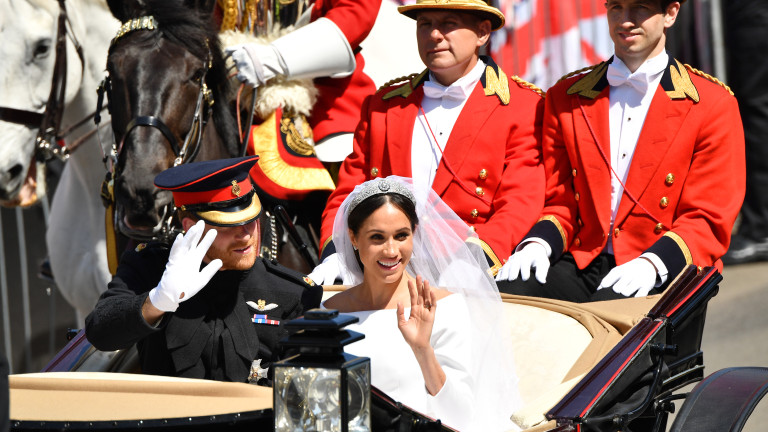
[
  {"left": 96, "top": 15, "right": 216, "bottom": 252},
  {"left": 97, "top": 16, "right": 214, "bottom": 173},
  {"left": 0, "top": 0, "right": 95, "bottom": 162}
]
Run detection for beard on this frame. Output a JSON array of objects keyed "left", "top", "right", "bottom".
[{"left": 205, "top": 235, "right": 260, "bottom": 271}]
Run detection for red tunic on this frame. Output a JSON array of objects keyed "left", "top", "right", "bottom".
[
  {"left": 310, "top": 0, "right": 380, "bottom": 142},
  {"left": 527, "top": 58, "right": 745, "bottom": 277},
  {"left": 320, "top": 57, "right": 546, "bottom": 265}
]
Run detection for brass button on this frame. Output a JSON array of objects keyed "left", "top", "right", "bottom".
[
  {"left": 572, "top": 168, "right": 577, "bottom": 177},
  {"left": 478, "top": 169, "right": 488, "bottom": 180},
  {"left": 614, "top": 228, "right": 620, "bottom": 237},
  {"left": 660, "top": 197, "right": 669, "bottom": 208},
  {"left": 475, "top": 187, "right": 485, "bottom": 197},
  {"left": 577, "top": 217, "right": 583, "bottom": 227},
  {"left": 371, "top": 167, "right": 379, "bottom": 177},
  {"left": 470, "top": 209, "right": 479, "bottom": 218},
  {"left": 665, "top": 173, "right": 675, "bottom": 185},
  {"left": 575, "top": 192, "right": 580, "bottom": 201},
  {"left": 574, "top": 237, "right": 581, "bottom": 247},
  {"left": 654, "top": 223, "right": 664, "bottom": 234}
]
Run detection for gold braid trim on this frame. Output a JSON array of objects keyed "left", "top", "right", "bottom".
[
  {"left": 466, "top": 238, "right": 502, "bottom": 277},
  {"left": 510, "top": 75, "right": 545, "bottom": 98},
  {"left": 684, "top": 64, "right": 734, "bottom": 96},
  {"left": 538, "top": 215, "right": 568, "bottom": 252},
  {"left": 556, "top": 63, "right": 601, "bottom": 85},
  {"left": 376, "top": 72, "right": 421, "bottom": 93},
  {"left": 664, "top": 231, "right": 693, "bottom": 266},
  {"left": 219, "top": 0, "right": 237, "bottom": 32}
]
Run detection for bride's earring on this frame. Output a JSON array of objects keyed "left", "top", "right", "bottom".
[{"left": 352, "top": 245, "right": 358, "bottom": 251}]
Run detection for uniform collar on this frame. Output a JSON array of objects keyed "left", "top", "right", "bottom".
[{"left": 567, "top": 53, "right": 700, "bottom": 103}]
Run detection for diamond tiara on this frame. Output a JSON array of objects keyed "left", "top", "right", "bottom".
[{"left": 347, "top": 178, "right": 417, "bottom": 216}]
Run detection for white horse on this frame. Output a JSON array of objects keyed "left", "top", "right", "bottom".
[
  {"left": 0, "top": 0, "right": 119, "bottom": 318},
  {"left": 0, "top": 0, "right": 419, "bottom": 319}
]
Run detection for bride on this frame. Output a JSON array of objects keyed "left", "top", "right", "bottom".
[{"left": 322, "top": 176, "right": 521, "bottom": 431}]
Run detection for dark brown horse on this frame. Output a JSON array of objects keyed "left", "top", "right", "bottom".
[{"left": 103, "top": 0, "right": 322, "bottom": 273}]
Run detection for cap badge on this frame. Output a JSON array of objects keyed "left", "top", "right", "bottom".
[
  {"left": 231, "top": 180, "right": 241, "bottom": 197},
  {"left": 247, "top": 299, "right": 277, "bottom": 311}
]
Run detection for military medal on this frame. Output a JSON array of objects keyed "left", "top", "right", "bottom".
[{"left": 252, "top": 314, "right": 280, "bottom": 325}]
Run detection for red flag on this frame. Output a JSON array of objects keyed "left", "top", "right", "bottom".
[{"left": 492, "top": 0, "right": 613, "bottom": 90}]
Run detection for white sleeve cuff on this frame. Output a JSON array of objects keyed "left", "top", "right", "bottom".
[
  {"left": 641, "top": 252, "right": 668, "bottom": 286},
  {"left": 517, "top": 237, "right": 552, "bottom": 257}
]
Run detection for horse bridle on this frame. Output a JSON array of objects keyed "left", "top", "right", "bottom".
[
  {"left": 96, "top": 16, "right": 215, "bottom": 243},
  {"left": 98, "top": 16, "right": 214, "bottom": 172},
  {"left": 0, "top": 0, "right": 87, "bottom": 163}
]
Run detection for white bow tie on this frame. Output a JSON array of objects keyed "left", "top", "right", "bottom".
[
  {"left": 422, "top": 80, "right": 467, "bottom": 101},
  {"left": 606, "top": 62, "right": 650, "bottom": 94}
]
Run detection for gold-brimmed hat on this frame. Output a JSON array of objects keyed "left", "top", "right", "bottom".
[
  {"left": 398, "top": 0, "right": 505, "bottom": 31},
  {"left": 154, "top": 156, "right": 263, "bottom": 227}
]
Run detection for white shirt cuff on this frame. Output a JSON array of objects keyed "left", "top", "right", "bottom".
[{"left": 640, "top": 252, "right": 668, "bottom": 286}]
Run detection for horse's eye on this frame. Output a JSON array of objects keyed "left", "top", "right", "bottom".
[
  {"left": 191, "top": 68, "right": 205, "bottom": 83},
  {"left": 32, "top": 38, "right": 52, "bottom": 61}
]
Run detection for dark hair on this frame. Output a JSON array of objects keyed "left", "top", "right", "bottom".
[
  {"left": 348, "top": 193, "right": 419, "bottom": 235},
  {"left": 660, "top": 0, "right": 684, "bottom": 10}
]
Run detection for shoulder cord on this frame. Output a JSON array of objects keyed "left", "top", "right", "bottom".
[
  {"left": 576, "top": 97, "right": 668, "bottom": 231},
  {"left": 418, "top": 106, "right": 492, "bottom": 207}
]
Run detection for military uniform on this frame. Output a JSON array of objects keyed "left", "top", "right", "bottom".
[
  {"left": 86, "top": 243, "right": 320, "bottom": 381},
  {"left": 498, "top": 57, "right": 745, "bottom": 301},
  {"left": 85, "top": 156, "right": 323, "bottom": 382},
  {"left": 320, "top": 57, "right": 545, "bottom": 268}
]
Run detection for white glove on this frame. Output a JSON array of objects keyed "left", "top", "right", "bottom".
[
  {"left": 307, "top": 253, "right": 342, "bottom": 285},
  {"left": 226, "top": 43, "right": 283, "bottom": 88},
  {"left": 597, "top": 257, "right": 658, "bottom": 298},
  {"left": 148, "top": 220, "right": 222, "bottom": 312},
  {"left": 495, "top": 242, "right": 550, "bottom": 284},
  {"left": 225, "top": 18, "right": 355, "bottom": 87}
]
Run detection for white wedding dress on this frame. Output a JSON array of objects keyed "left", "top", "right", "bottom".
[{"left": 324, "top": 294, "right": 475, "bottom": 431}]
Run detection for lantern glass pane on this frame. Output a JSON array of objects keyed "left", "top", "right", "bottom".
[
  {"left": 275, "top": 366, "right": 341, "bottom": 432},
  {"left": 346, "top": 360, "right": 371, "bottom": 432}
]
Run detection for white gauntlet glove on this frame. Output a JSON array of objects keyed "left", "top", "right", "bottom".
[
  {"left": 225, "top": 17, "right": 355, "bottom": 88},
  {"left": 148, "top": 220, "right": 222, "bottom": 312},
  {"left": 307, "top": 252, "right": 343, "bottom": 285},
  {"left": 597, "top": 257, "right": 657, "bottom": 298},
  {"left": 496, "top": 242, "right": 551, "bottom": 284}
]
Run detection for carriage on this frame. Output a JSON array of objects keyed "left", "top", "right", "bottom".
[{"left": 7, "top": 265, "right": 767, "bottom": 431}]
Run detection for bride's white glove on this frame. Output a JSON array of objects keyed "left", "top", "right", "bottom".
[
  {"left": 597, "top": 257, "right": 657, "bottom": 297},
  {"left": 495, "top": 242, "right": 550, "bottom": 284},
  {"left": 148, "top": 220, "right": 222, "bottom": 312},
  {"left": 307, "top": 253, "right": 342, "bottom": 285}
]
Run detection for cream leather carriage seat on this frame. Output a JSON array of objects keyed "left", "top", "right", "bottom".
[{"left": 321, "top": 287, "right": 657, "bottom": 431}]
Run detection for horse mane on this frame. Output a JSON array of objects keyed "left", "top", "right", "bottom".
[{"left": 132, "top": 0, "right": 241, "bottom": 157}]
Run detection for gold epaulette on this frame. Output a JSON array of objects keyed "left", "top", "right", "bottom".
[
  {"left": 376, "top": 72, "right": 421, "bottom": 94},
  {"left": 510, "top": 75, "right": 545, "bottom": 98},
  {"left": 684, "top": 64, "right": 734, "bottom": 96},
  {"left": 556, "top": 63, "right": 602, "bottom": 85}
]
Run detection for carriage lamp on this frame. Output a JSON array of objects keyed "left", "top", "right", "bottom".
[{"left": 273, "top": 309, "right": 371, "bottom": 432}]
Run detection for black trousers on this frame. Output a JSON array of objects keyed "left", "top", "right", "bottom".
[
  {"left": 496, "top": 253, "right": 663, "bottom": 303},
  {"left": 725, "top": 0, "right": 768, "bottom": 240}
]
